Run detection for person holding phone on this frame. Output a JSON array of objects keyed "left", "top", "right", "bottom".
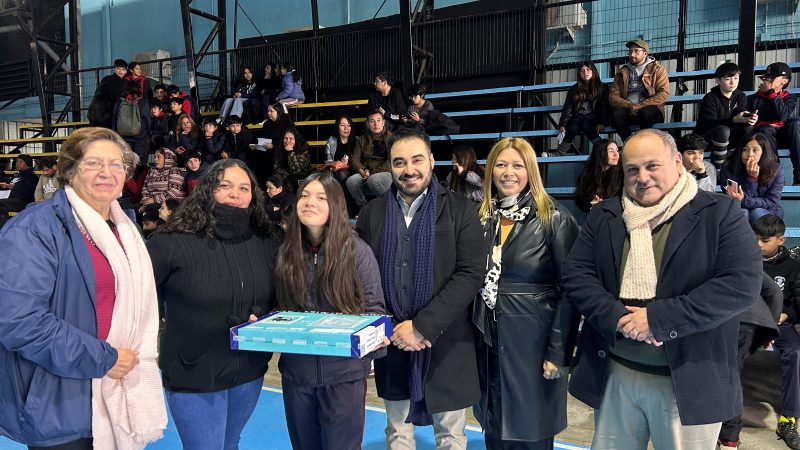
[{"left": 719, "top": 132, "right": 784, "bottom": 223}]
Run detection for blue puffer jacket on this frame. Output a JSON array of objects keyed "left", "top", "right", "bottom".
[
  {"left": 0, "top": 189, "right": 119, "bottom": 447},
  {"left": 276, "top": 72, "right": 305, "bottom": 101}
]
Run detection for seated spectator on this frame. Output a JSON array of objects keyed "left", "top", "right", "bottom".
[
  {"left": 274, "top": 128, "right": 312, "bottom": 191},
  {"left": 262, "top": 102, "right": 295, "bottom": 149},
  {"left": 166, "top": 97, "right": 188, "bottom": 133},
  {"left": 557, "top": 61, "right": 609, "bottom": 155},
  {"left": 424, "top": 109, "right": 461, "bottom": 136},
  {"left": 573, "top": 139, "right": 622, "bottom": 213},
  {"left": 218, "top": 67, "right": 259, "bottom": 124},
  {"left": 222, "top": 115, "right": 254, "bottom": 161},
  {"left": 0, "top": 154, "right": 37, "bottom": 226},
  {"left": 167, "top": 84, "right": 200, "bottom": 124},
  {"left": 346, "top": 110, "right": 393, "bottom": 210},
  {"left": 402, "top": 83, "right": 433, "bottom": 131},
  {"left": 158, "top": 198, "right": 180, "bottom": 223},
  {"left": 139, "top": 148, "right": 185, "bottom": 212},
  {"left": 609, "top": 39, "right": 669, "bottom": 141},
  {"left": 368, "top": 72, "right": 406, "bottom": 130},
  {"left": 88, "top": 58, "right": 128, "bottom": 128},
  {"left": 201, "top": 118, "right": 225, "bottom": 163},
  {"left": 112, "top": 80, "right": 151, "bottom": 165},
  {"left": 677, "top": 133, "right": 717, "bottom": 192},
  {"left": 754, "top": 214, "right": 800, "bottom": 450},
  {"left": 125, "top": 61, "right": 153, "bottom": 109},
  {"left": 169, "top": 113, "right": 202, "bottom": 164},
  {"left": 34, "top": 156, "right": 61, "bottom": 203},
  {"left": 258, "top": 63, "right": 281, "bottom": 115},
  {"left": 264, "top": 173, "right": 295, "bottom": 224},
  {"left": 150, "top": 102, "right": 170, "bottom": 150},
  {"left": 747, "top": 62, "right": 800, "bottom": 185},
  {"left": 183, "top": 152, "right": 207, "bottom": 195},
  {"left": 695, "top": 62, "right": 755, "bottom": 169},
  {"left": 141, "top": 209, "right": 161, "bottom": 239},
  {"left": 276, "top": 61, "right": 305, "bottom": 111},
  {"left": 120, "top": 153, "right": 149, "bottom": 211},
  {"left": 323, "top": 115, "right": 356, "bottom": 185},
  {"left": 446, "top": 145, "right": 484, "bottom": 203},
  {"left": 153, "top": 83, "right": 169, "bottom": 109},
  {"left": 720, "top": 132, "right": 784, "bottom": 223}
]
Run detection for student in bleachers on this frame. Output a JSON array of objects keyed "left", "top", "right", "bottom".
[
  {"left": 258, "top": 63, "right": 281, "bottom": 115},
  {"left": 139, "top": 148, "right": 185, "bottom": 213},
  {"left": 747, "top": 62, "right": 800, "bottom": 185},
  {"left": 402, "top": 83, "right": 434, "bottom": 131},
  {"left": 369, "top": 72, "right": 407, "bottom": 130},
  {"left": 112, "top": 80, "right": 152, "bottom": 166},
  {"left": 183, "top": 151, "right": 207, "bottom": 195},
  {"left": 166, "top": 97, "right": 188, "bottom": 134},
  {"left": 158, "top": 198, "right": 180, "bottom": 223},
  {"left": 264, "top": 173, "right": 295, "bottom": 224},
  {"left": 276, "top": 172, "right": 386, "bottom": 450},
  {"left": 677, "top": 133, "right": 716, "bottom": 192},
  {"left": 694, "top": 62, "right": 755, "bottom": 169},
  {"left": 473, "top": 137, "right": 579, "bottom": 449},
  {"left": 573, "top": 139, "right": 622, "bottom": 213},
  {"left": 276, "top": 61, "right": 305, "bottom": 111},
  {"left": 274, "top": 128, "right": 312, "bottom": 191},
  {"left": 346, "top": 109, "right": 394, "bottom": 210},
  {"left": 149, "top": 102, "right": 170, "bottom": 150},
  {"left": 262, "top": 102, "right": 295, "bottom": 150},
  {"left": 147, "top": 159, "right": 278, "bottom": 450},
  {"left": 719, "top": 132, "right": 784, "bottom": 223},
  {"left": 556, "top": 62, "right": 609, "bottom": 155},
  {"left": 608, "top": 40, "right": 669, "bottom": 141},
  {"left": 125, "top": 61, "right": 153, "bottom": 109},
  {"left": 88, "top": 58, "right": 129, "bottom": 129},
  {"left": 323, "top": 115, "right": 356, "bottom": 187},
  {"left": 169, "top": 113, "right": 202, "bottom": 165},
  {"left": 0, "top": 154, "right": 37, "bottom": 227},
  {"left": 218, "top": 66, "right": 259, "bottom": 124},
  {"left": 34, "top": 156, "right": 60, "bottom": 203},
  {"left": 201, "top": 117, "right": 226, "bottom": 163},
  {"left": 222, "top": 115, "right": 254, "bottom": 161},
  {"left": 446, "top": 144, "right": 484, "bottom": 204},
  {"left": 753, "top": 214, "right": 800, "bottom": 450},
  {"left": 167, "top": 84, "right": 200, "bottom": 124},
  {"left": 153, "top": 83, "right": 169, "bottom": 109},
  {"left": 121, "top": 153, "right": 148, "bottom": 210}
]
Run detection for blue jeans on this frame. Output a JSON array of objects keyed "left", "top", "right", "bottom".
[
  {"left": 165, "top": 377, "right": 263, "bottom": 450},
  {"left": 747, "top": 207, "right": 770, "bottom": 224}
]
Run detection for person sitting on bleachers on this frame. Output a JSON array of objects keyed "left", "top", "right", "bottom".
[
  {"left": 446, "top": 144, "right": 484, "bottom": 204},
  {"left": 694, "top": 62, "right": 755, "bottom": 169},
  {"left": 556, "top": 61, "right": 609, "bottom": 155},
  {"left": 88, "top": 58, "right": 128, "bottom": 129},
  {"left": 402, "top": 83, "right": 433, "bottom": 131},
  {"left": 153, "top": 83, "right": 169, "bottom": 110},
  {"left": 221, "top": 115, "right": 254, "bottom": 161},
  {"left": 346, "top": 109, "right": 394, "bottom": 210},
  {"left": 719, "top": 132, "right": 784, "bottom": 223},
  {"left": 753, "top": 214, "right": 800, "bottom": 450},
  {"left": 274, "top": 128, "right": 312, "bottom": 191},
  {"left": 264, "top": 173, "right": 295, "bottom": 225},
  {"left": 368, "top": 72, "right": 406, "bottom": 130},
  {"left": 677, "top": 133, "right": 716, "bottom": 192},
  {"left": 573, "top": 139, "right": 622, "bottom": 213},
  {"left": 150, "top": 102, "right": 170, "bottom": 151},
  {"left": 34, "top": 156, "right": 61, "bottom": 203},
  {"left": 217, "top": 66, "right": 259, "bottom": 124},
  {"left": 608, "top": 39, "right": 669, "bottom": 141},
  {"left": 258, "top": 63, "right": 281, "bottom": 116},
  {"left": 169, "top": 114, "right": 202, "bottom": 166},
  {"left": 139, "top": 148, "right": 185, "bottom": 213},
  {"left": 183, "top": 152, "right": 207, "bottom": 195},
  {"left": 323, "top": 115, "right": 356, "bottom": 187},
  {"left": 166, "top": 97, "right": 189, "bottom": 134},
  {"left": 747, "top": 62, "right": 800, "bottom": 185},
  {"left": 167, "top": 84, "right": 200, "bottom": 124},
  {"left": 125, "top": 61, "right": 153, "bottom": 109},
  {"left": 0, "top": 154, "right": 37, "bottom": 227},
  {"left": 201, "top": 117, "right": 225, "bottom": 163},
  {"left": 276, "top": 61, "right": 305, "bottom": 111}
]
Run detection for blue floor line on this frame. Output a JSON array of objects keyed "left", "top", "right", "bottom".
[{"left": 0, "top": 386, "right": 589, "bottom": 449}]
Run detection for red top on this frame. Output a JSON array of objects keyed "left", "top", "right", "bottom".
[{"left": 81, "top": 226, "right": 121, "bottom": 340}]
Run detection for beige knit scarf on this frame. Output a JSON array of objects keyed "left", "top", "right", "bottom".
[
  {"left": 620, "top": 170, "right": 698, "bottom": 301},
  {"left": 64, "top": 186, "right": 167, "bottom": 449}
]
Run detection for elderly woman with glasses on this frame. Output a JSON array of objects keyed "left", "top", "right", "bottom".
[{"left": 0, "top": 127, "right": 167, "bottom": 450}]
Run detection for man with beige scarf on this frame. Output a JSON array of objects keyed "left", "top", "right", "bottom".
[{"left": 563, "top": 129, "right": 763, "bottom": 450}]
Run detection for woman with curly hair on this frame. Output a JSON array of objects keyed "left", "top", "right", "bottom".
[
  {"left": 573, "top": 139, "right": 623, "bottom": 213},
  {"left": 274, "top": 128, "right": 312, "bottom": 191},
  {"left": 556, "top": 62, "right": 609, "bottom": 155},
  {"left": 147, "top": 158, "right": 279, "bottom": 449}
]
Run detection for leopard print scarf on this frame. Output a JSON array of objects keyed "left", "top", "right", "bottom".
[{"left": 479, "top": 190, "right": 532, "bottom": 309}]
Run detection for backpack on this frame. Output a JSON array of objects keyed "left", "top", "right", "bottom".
[
  {"left": 425, "top": 110, "right": 460, "bottom": 136},
  {"left": 117, "top": 98, "right": 141, "bottom": 137}
]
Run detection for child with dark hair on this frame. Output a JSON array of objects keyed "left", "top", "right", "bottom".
[
  {"left": 275, "top": 61, "right": 305, "bottom": 111},
  {"left": 751, "top": 214, "right": 800, "bottom": 450},
  {"left": 201, "top": 118, "right": 226, "bottom": 163},
  {"left": 150, "top": 102, "right": 170, "bottom": 150},
  {"left": 153, "top": 83, "right": 169, "bottom": 109},
  {"left": 695, "top": 62, "right": 755, "bottom": 169},
  {"left": 677, "top": 133, "right": 716, "bottom": 192},
  {"left": 403, "top": 83, "right": 433, "bottom": 131},
  {"left": 557, "top": 62, "right": 610, "bottom": 155},
  {"left": 222, "top": 115, "right": 254, "bottom": 161},
  {"left": 273, "top": 128, "right": 312, "bottom": 191},
  {"left": 368, "top": 71, "right": 406, "bottom": 130},
  {"left": 264, "top": 173, "right": 295, "bottom": 224},
  {"left": 573, "top": 139, "right": 622, "bottom": 213},
  {"left": 446, "top": 145, "right": 484, "bottom": 203},
  {"left": 719, "top": 132, "right": 784, "bottom": 223}
]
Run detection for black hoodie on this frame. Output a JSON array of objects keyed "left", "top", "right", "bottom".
[
  {"left": 695, "top": 85, "right": 749, "bottom": 135},
  {"left": 763, "top": 246, "right": 800, "bottom": 324}
]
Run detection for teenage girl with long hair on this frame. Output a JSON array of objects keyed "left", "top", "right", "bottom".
[
  {"left": 573, "top": 139, "right": 623, "bottom": 213},
  {"left": 447, "top": 144, "right": 485, "bottom": 203},
  {"left": 556, "top": 62, "right": 609, "bottom": 155}
]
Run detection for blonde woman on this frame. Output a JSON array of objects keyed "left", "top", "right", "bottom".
[{"left": 473, "top": 137, "right": 580, "bottom": 449}]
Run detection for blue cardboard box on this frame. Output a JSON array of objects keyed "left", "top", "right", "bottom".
[{"left": 231, "top": 311, "right": 393, "bottom": 358}]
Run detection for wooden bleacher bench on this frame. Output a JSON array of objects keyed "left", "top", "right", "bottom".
[
  {"left": 0, "top": 137, "right": 66, "bottom": 146},
  {"left": 18, "top": 121, "right": 88, "bottom": 131}
]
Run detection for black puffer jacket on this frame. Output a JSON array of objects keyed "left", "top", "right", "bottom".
[
  {"left": 558, "top": 83, "right": 609, "bottom": 128},
  {"left": 695, "top": 86, "right": 749, "bottom": 134}
]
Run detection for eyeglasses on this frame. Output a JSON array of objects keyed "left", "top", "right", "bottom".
[
  {"left": 628, "top": 48, "right": 645, "bottom": 55},
  {"left": 80, "top": 158, "right": 128, "bottom": 173}
]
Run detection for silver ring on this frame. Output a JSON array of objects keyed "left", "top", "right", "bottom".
[{"left": 631, "top": 329, "right": 639, "bottom": 335}]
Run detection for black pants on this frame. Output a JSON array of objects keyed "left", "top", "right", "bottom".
[
  {"left": 0, "top": 197, "right": 29, "bottom": 228},
  {"left": 719, "top": 323, "right": 758, "bottom": 443},
  {"left": 758, "top": 119, "right": 800, "bottom": 168},
  {"left": 563, "top": 114, "right": 601, "bottom": 143},
  {"left": 282, "top": 377, "right": 367, "bottom": 450},
  {"left": 774, "top": 322, "right": 800, "bottom": 417},
  {"left": 610, "top": 105, "right": 664, "bottom": 141},
  {"left": 29, "top": 438, "right": 93, "bottom": 450}
]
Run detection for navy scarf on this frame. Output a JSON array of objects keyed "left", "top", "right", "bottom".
[{"left": 379, "top": 175, "right": 438, "bottom": 426}]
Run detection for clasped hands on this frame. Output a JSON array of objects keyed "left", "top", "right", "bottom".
[
  {"left": 617, "top": 306, "right": 662, "bottom": 347},
  {"left": 390, "top": 320, "right": 431, "bottom": 351}
]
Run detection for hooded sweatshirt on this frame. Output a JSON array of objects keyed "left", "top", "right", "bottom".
[{"left": 763, "top": 246, "right": 800, "bottom": 324}]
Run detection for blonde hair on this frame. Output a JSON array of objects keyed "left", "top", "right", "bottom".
[{"left": 478, "top": 137, "right": 555, "bottom": 228}]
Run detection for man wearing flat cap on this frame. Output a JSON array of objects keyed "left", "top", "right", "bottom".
[{"left": 609, "top": 39, "right": 670, "bottom": 141}]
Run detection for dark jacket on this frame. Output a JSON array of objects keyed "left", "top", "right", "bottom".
[
  {"left": 695, "top": 86, "right": 749, "bottom": 135},
  {"left": 718, "top": 162, "right": 784, "bottom": 218},
  {"left": 472, "top": 202, "right": 580, "bottom": 441},
  {"left": 559, "top": 83, "right": 610, "bottom": 128},
  {"left": 7, "top": 168, "right": 38, "bottom": 203},
  {"left": 202, "top": 131, "right": 227, "bottom": 163},
  {"left": 147, "top": 228, "right": 280, "bottom": 392},
  {"left": 223, "top": 128, "right": 255, "bottom": 160},
  {"left": 264, "top": 190, "right": 295, "bottom": 224},
  {"left": 369, "top": 88, "right": 407, "bottom": 127},
  {"left": 112, "top": 97, "right": 152, "bottom": 146},
  {"left": 763, "top": 246, "right": 800, "bottom": 324},
  {"left": 739, "top": 273, "right": 782, "bottom": 347},
  {"left": 88, "top": 73, "right": 127, "bottom": 128},
  {"left": 350, "top": 130, "right": 392, "bottom": 174},
  {"left": 563, "top": 190, "right": 762, "bottom": 425},
  {"left": 356, "top": 184, "right": 486, "bottom": 414},
  {"left": 748, "top": 89, "right": 798, "bottom": 127},
  {"left": 278, "top": 237, "right": 386, "bottom": 386},
  {"left": 150, "top": 112, "right": 170, "bottom": 141},
  {"left": 0, "top": 190, "right": 119, "bottom": 446}
]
